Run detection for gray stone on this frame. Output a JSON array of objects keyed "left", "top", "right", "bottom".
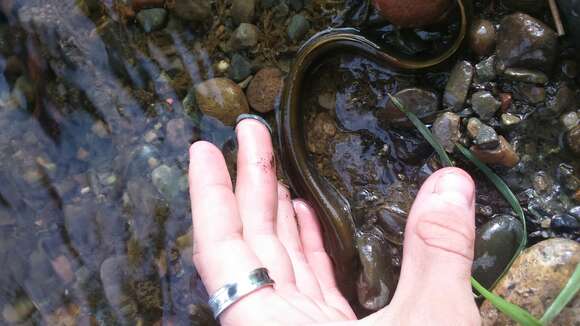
[
  {"left": 475, "top": 123, "right": 499, "bottom": 149},
  {"left": 228, "top": 23, "right": 259, "bottom": 51},
  {"left": 503, "top": 68, "right": 548, "bottom": 84},
  {"left": 152, "top": 165, "right": 182, "bottom": 199},
  {"left": 136, "top": 8, "right": 168, "bottom": 33},
  {"left": 475, "top": 56, "right": 496, "bottom": 82},
  {"left": 501, "top": 113, "right": 522, "bottom": 127},
  {"left": 547, "top": 83, "right": 576, "bottom": 115},
  {"left": 471, "top": 91, "right": 501, "bottom": 120},
  {"left": 231, "top": 0, "right": 256, "bottom": 25},
  {"left": 496, "top": 13, "right": 558, "bottom": 74},
  {"left": 171, "top": 0, "right": 211, "bottom": 22},
  {"left": 432, "top": 112, "right": 461, "bottom": 153},
  {"left": 272, "top": 2, "right": 289, "bottom": 19},
  {"left": 287, "top": 14, "right": 310, "bottom": 41},
  {"left": 514, "top": 84, "right": 546, "bottom": 104},
  {"left": 561, "top": 111, "right": 579, "bottom": 131},
  {"left": 229, "top": 53, "right": 252, "bottom": 82},
  {"left": 443, "top": 61, "right": 474, "bottom": 111}
]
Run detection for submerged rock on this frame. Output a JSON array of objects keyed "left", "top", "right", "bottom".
[
  {"left": 475, "top": 56, "right": 497, "bottom": 82},
  {"left": 472, "top": 215, "right": 524, "bottom": 289},
  {"left": 229, "top": 53, "right": 252, "bottom": 82},
  {"left": 432, "top": 112, "right": 461, "bottom": 153},
  {"left": 356, "top": 228, "right": 395, "bottom": 311},
  {"left": 443, "top": 61, "right": 474, "bottom": 111},
  {"left": 496, "top": 13, "right": 558, "bottom": 74},
  {"left": 136, "top": 8, "right": 168, "bottom": 33},
  {"left": 373, "top": 0, "right": 451, "bottom": 27},
  {"left": 231, "top": 0, "right": 256, "bottom": 25},
  {"left": 480, "top": 239, "right": 580, "bottom": 325},
  {"left": 246, "top": 67, "right": 284, "bottom": 113},
  {"left": 194, "top": 78, "right": 250, "bottom": 125},
  {"left": 287, "top": 14, "right": 310, "bottom": 41},
  {"left": 380, "top": 88, "right": 440, "bottom": 127},
  {"left": 228, "top": 23, "right": 260, "bottom": 51},
  {"left": 469, "top": 19, "right": 496, "bottom": 57},
  {"left": 2, "top": 296, "right": 36, "bottom": 323},
  {"left": 171, "top": 0, "right": 211, "bottom": 22}
]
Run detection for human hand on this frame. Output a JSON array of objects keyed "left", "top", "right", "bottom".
[{"left": 188, "top": 116, "right": 481, "bottom": 325}]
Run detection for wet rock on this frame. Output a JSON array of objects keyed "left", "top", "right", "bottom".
[
  {"left": 166, "top": 118, "right": 193, "bottom": 149},
  {"left": 2, "top": 296, "right": 36, "bottom": 323},
  {"left": 501, "top": 113, "right": 522, "bottom": 127},
  {"left": 356, "top": 228, "right": 395, "bottom": 310},
  {"left": 171, "top": 0, "right": 211, "bottom": 22},
  {"left": 228, "top": 23, "right": 259, "bottom": 51},
  {"left": 499, "top": 93, "right": 513, "bottom": 112},
  {"left": 472, "top": 215, "right": 524, "bottom": 289},
  {"left": 496, "top": 13, "right": 558, "bottom": 74},
  {"left": 318, "top": 91, "right": 337, "bottom": 110},
  {"left": 229, "top": 53, "right": 252, "bottom": 82},
  {"left": 567, "top": 125, "right": 580, "bottom": 155},
  {"left": 151, "top": 164, "right": 181, "bottom": 199},
  {"left": 380, "top": 88, "right": 439, "bottom": 126},
  {"left": 287, "top": 14, "right": 310, "bottom": 41},
  {"left": 547, "top": 83, "right": 576, "bottom": 115},
  {"left": 467, "top": 118, "right": 499, "bottom": 149},
  {"left": 472, "top": 91, "right": 501, "bottom": 120},
  {"left": 514, "top": 83, "right": 546, "bottom": 104},
  {"left": 136, "top": 8, "right": 168, "bottom": 33},
  {"left": 194, "top": 78, "right": 250, "bottom": 125},
  {"left": 246, "top": 67, "right": 284, "bottom": 113},
  {"left": 480, "top": 239, "right": 580, "bottom": 325},
  {"left": 561, "top": 111, "right": 579, "bottom": 131},
  {"left": 471, "top": 136, "right": 519, "bottom": 167},
  {"left": 475, "top": 56, "right": 497, "bottom": 82},
  {"left": 550, "top": 214, "right": 579, "bottom": 232},
  {"left": 443, "top": 61, "right": 474, "bottom": 111},
  {"left": 469, "top": 19, "right": 496, "bottom": 57},
  {"left": 100, "top": 256, "right": 139, "bottom": 323},
  {"left": 231, "top": 0, "right": 256, "bottom": 25},
  {"left": 533, "top": 171, "right": 553, "bottom": 193},
  {"left": 562, "top": 60, "right": 578, "bottom": 79},
  {"left": 432, "top": 112, "right": 461, "bottom": 153},
  {"left": 503, "top": 68, "right": 548, "bottom": 84},
  {"left": 373, "top": 0, "right": 451, "bottom": 27}
]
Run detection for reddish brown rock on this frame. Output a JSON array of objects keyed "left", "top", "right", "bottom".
[
  {"left": 246, "top": 67, "right": 284, "bottom": 113},
  {"left": 470, "top": 136, "right": 519, "bottom": 167},
  {"left": 372, "top": 0, "right": 451, "bottom": 27},
  {"left": 469, "top": 19, "right": 497, "bottom": 56}
]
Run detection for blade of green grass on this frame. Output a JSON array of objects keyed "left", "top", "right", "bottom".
[
  {"left": 471, "top": 278, "right": 542, "bottom": 326},
  {"left": 540, "top": 263, "right": 580, "bottom": 325},
  {"left": 455, "top": 144, "right": 527, "bottom": 252},
  {"left": 387, "top": 94, "right": 453, "bottom": 167}
]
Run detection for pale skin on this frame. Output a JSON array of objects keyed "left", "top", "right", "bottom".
[{"left": 189, "top": 119, "right": 482, "bottom": 325}]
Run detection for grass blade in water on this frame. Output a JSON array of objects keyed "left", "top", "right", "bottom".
[
  {"left": 540, "top": 263, "right": 580, "bottom": 325},
  {"left": 471, "top": 278, "right": 542, "bottom": 326},
  {"left": 387, "top": 94, "right": 453, "bottom": 167}
]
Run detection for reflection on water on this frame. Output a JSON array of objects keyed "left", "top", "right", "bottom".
[{"left": 0, "top": 0, "right": 238, "bottom": 324}]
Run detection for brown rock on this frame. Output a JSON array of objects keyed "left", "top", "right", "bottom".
[
  {"left": 470, "top": 19, "right": 496, "bottom": 56},
  {"left": 246, "top": 67, "right": 284, "bottom": 113},
  {"left": 432, "top": 112, "right": 461, "bottom": 153},
  {"left": 499, "top": 93, "right": 512, "bottom": 113},
  {"left": 480, "top": 239, "right": 580, "bottom": 326},
  {"left": 372, "top": 0, "right": 451, "bottom": 27},
  {"left": 470, "top": 136, "right": 519, "bottom": 167},
  {"left": 194, "top": 78, "right": 250, "bottom": 126}
]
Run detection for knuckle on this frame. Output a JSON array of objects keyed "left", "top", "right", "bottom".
[{"left": 414, "top": 211, "right": 475, "bottom": 261}]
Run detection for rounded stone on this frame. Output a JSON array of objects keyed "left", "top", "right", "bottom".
[
  {"left": 480, "top": 239, "right": 580, "bottom": 325},
  {"left": 470, "top": 136, "right": 519, "bottom": 168},
  {"left": 171, "top": 0, "right": 211, "bottom": 22},
  {"left": 228, "top": 23, "right": 259, "bottom": 51},
  {"left": 231, "top": 0, "right": 256, "bottom": 25},
  {"left": 380, "top": 88, "right": 440, "bottom": 127},
  {"left": 373, "top": 0, "right": 451, "bottom": 27},
  {"left": 246, "top": 67, "right": 284, "bottom": 113},
  {"left": 194, "top": 78, "right": 250, "bottom": 125},
  {"left": 472, "top": 215, "right": 524, "bottom": 289},
  {"left": 287, "top": 14, "right": 310, "bottom": 41},
  {"left": 469, "top": 19, "right": 496, "bottom": 57}
]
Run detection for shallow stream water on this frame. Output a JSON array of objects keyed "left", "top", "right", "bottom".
[{"left": 0, "top": 0, "right": 578, "bottom": 325}]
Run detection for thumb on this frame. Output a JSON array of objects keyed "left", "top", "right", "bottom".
[{"left": 385, "top": 167, "right": 480, "bottom": 325}]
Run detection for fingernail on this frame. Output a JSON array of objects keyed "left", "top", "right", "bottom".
[
  {"left": 434, "top": 170, "right": 474, "bottom": 208},
  {"left": 236, "top": 114, "right": 272, "bottom": 134}
]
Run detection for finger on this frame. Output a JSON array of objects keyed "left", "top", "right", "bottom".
[
  {"left": 188, "top": 141, "right": 264, "bottom": 294},
  {"left": 235, "top": 119, "right": 296, "bottom": 287},
  {"left": 276, "top": 183, "right": 324, "bottom": 301},
  {"left": 389, "top": 167, "right": 480, "bottom": 324},
  {"left": 294, "top": 200, "right": 357, "bottom": 320}
]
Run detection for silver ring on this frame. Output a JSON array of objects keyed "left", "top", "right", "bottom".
[{"left": 208, "top": 268, "right": 275, "bottom": 319}]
